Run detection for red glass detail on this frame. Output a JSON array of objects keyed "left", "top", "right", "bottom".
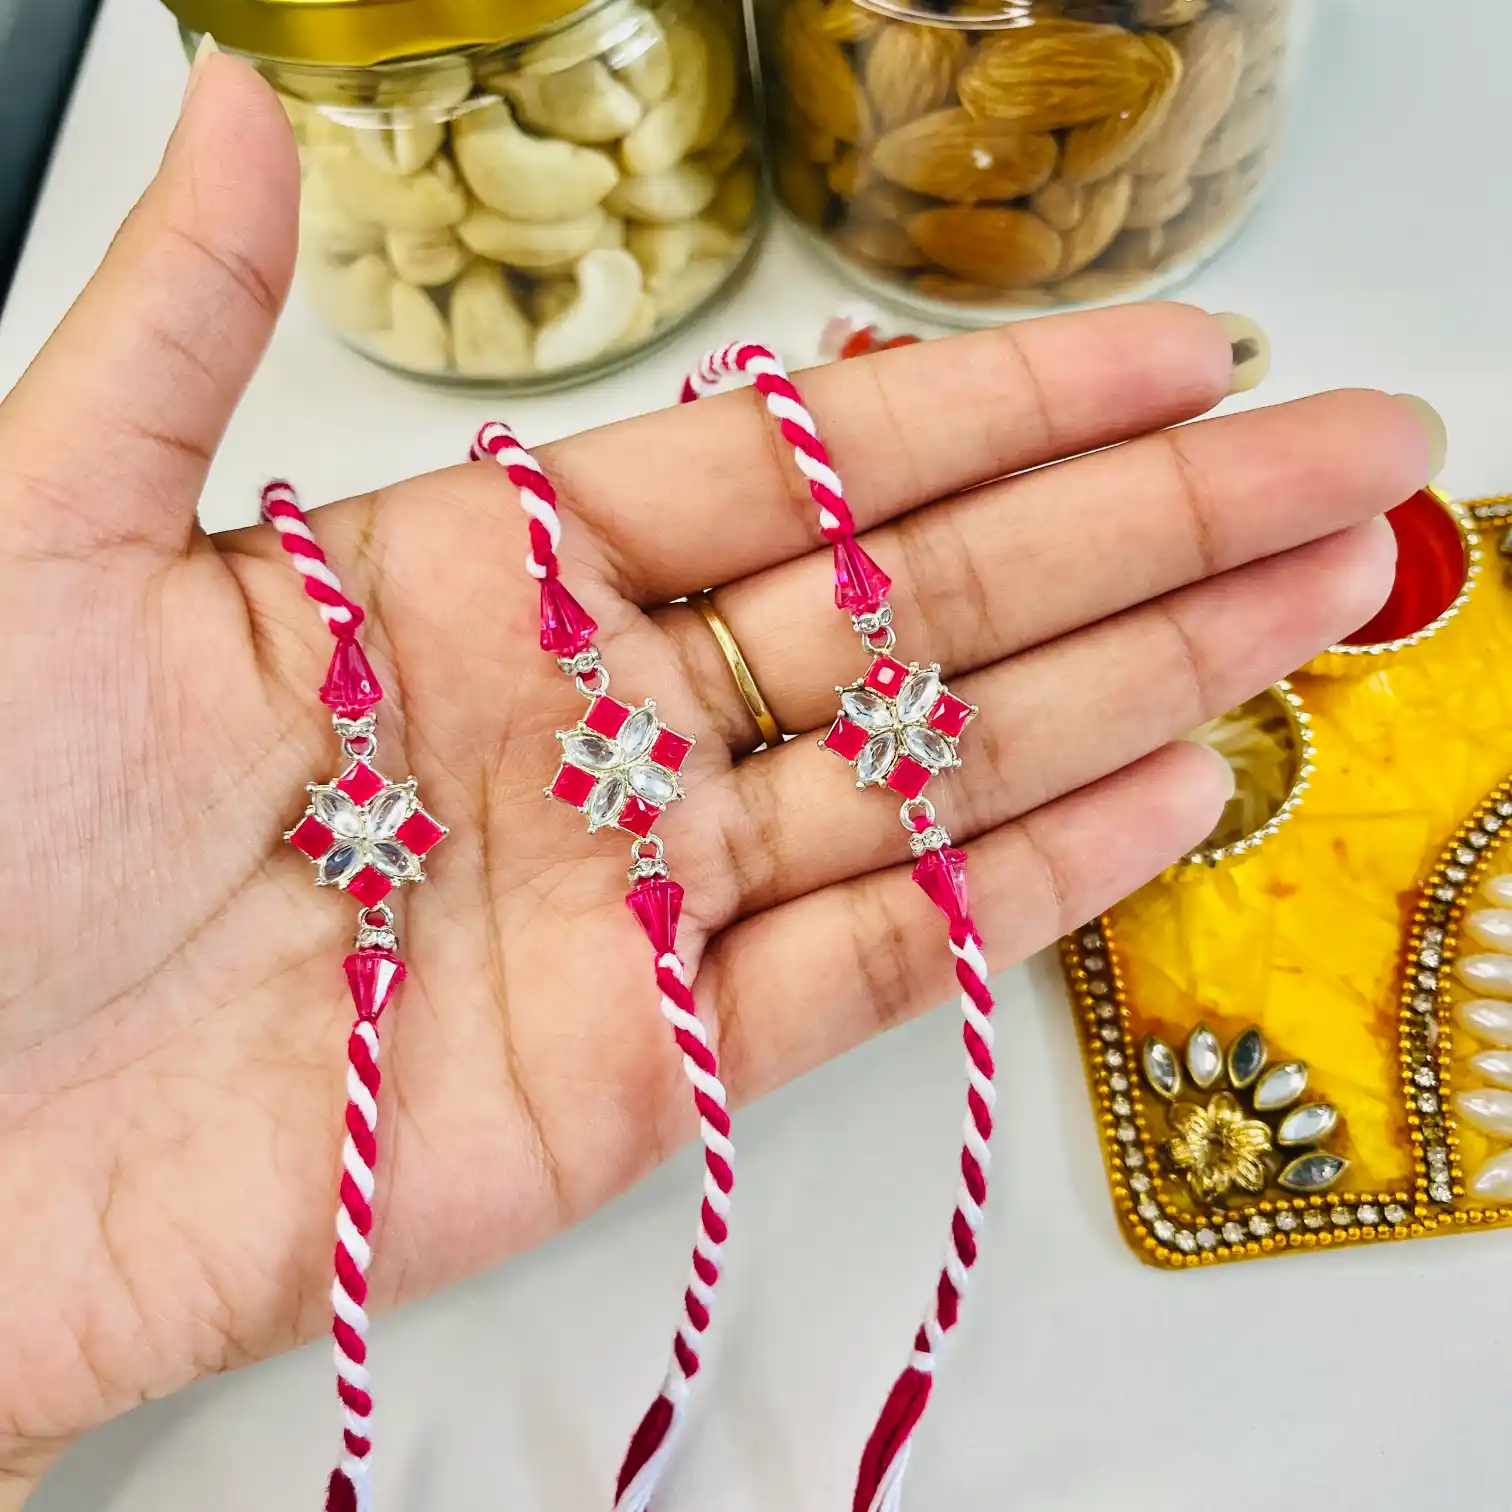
[
  {"left": 863, "top": 656, "right": 909, "bottom": 697},
  {"left": 550, "top": 763, "right": 596, "bottom": 807},
  {"left": 289, "top": 814, "right": 334, "bottom": 859},
  {"left": 343, "top": 946, "right": 407, "bottom": 1023},
  {"left": 823, "top": 717, "right": 869, "bottom": 761},
  {"left": 887, "top": 756, "right": 932, "bottom": 800},
  {"left": 347, "top": 865, "right": 394, "bottom": 908},
  {"left": 912, "top": 845, "right": 972, "bottom": 933},
  {"left": 651, "top": 729, "right": 694, "bottom": 771},
  {"left": 879, "top": 335, "right": 921, "bottom": 352},
  {"left": 337, "top": 761, "right": 385, "bottom": 806},
  {"left": 1341, "top": 489, "right": 1468, "bottom": 646},
  {"left": 840, "top": 327, "right": 881, "bottom": 359},
  {"left": 929, "top": 693, "right": 975, "bottom": 738},
  {"left": 396, "top": 810, "right": 445, "bottom": 856},
  {"left": 619, "top": 796, "right": 661, "bottom": 838},
  {"left": 832, "top": 536, "right": 893, "bottom": 614},
  {"left": 626, "top": 875, "right": 685, "bottom": 955},
  {"left": 539, "top": 578, "right": 598, "bottom": 656},
  {"left": 320, "top": 634, "right": 383, "bottom": 717},
  {"left": 584, "top": 697, "right": 632, "bottom": 739}
]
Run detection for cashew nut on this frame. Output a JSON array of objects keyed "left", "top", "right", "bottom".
[
  {"left": 452, "top": 100, "right": 619, "bottom": 222},
  {"left": 300, "top": 167, "right": 386, "bottom": 259},
  {"left": 520, "top": 0, "right": 645, "bottom": 75},
  {"left": 303, "top": 251, "right": 394, "bottom": 334},
  {"left": 311, "top": 143, "right": 467, "bottom": 231},
  {"left": 617, "top": 293, "right": 658, "bottom": 346},
  {"left": 647, "top": 256, "right": 729, "bottom": 321},
  {"left": 278, "top": 92, "right": 315, "bottom": 146},
  {"left": 689, "top": 14, "right": 737, "bottom": 152},
  {"left": 695, "top": 117, "right": 750, "bottom": 176},
  {"left": 352, "top": 119, "right": 447, "bottom": 176},
  {"left": 458, "top": 204, "right": 614, "bottom": 269},
  {"left": 372, "top": 57, "right": 474, "bottom": 112},
  {"left": 529, "top": 214, "right": 627, "bottom": 277},
  {"left": 534, "top": 248, "right": 644, "bottom": 370},
  {"left": 619, "top": 23, "right": 709, "bottom": 176},
  {"left": 619, "top": 12, "right": 673, "bottom": 105},
  {"left": 386, "top": 226, "right": 470, "bottom": 286},
  {"left": 605, "top": 162, "right": 717, "bottom": 222},
  {"left": 366, "top": 281, "right": 451, "bottom": 373},
  {"left": 451, "top": 263, "right": 534, "bottom": 377},
  {"left": 706, "top": 161, "right": 757, "bottom": 233},
  {"left": 626, "top": 217, "right": 738, "bottom": 280},
  {"left": 531, "top": 278, "right": 578, "bottom": 326},
  {"left": 497, "top": 60, "right": 644, "bottom": 144}
]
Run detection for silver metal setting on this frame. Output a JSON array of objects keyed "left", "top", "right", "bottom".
[
  {"left": 628, "top": 835, "right": 669, "bottom": 883},
  {"left": 355, "top": 902, "right": 399, "bottom": 952}
]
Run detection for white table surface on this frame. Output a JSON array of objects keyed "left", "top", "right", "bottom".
[{"left": 7, "top": 1, "right": 1512, "bottom": 1508}]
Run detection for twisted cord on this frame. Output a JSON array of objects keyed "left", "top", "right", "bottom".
[
  {"left": 261, "top": 480, "right": 366, "bottom": 634},
  {"left": 472, "top": 421, "right": 565, "bottom": 581}
]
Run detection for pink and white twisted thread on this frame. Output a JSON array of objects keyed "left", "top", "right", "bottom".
[
  {"left": 262, "top": 481, "right": 364, "bottom": 634},
  {"left": 471, "top": 420, "right": 565, "bottom": 580}
]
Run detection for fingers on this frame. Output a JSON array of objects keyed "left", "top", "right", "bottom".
[
  {"left": 687, "top": 519, "right": 1394, "bottom": 925},
  {"left": 535, "top": 302, "right": 1239, "bottom": 602},
  {"left": 0, "top": 49, "right": 297, "bottom": 559},
  {"left": 657, "top": 389, "right": 1429, "bottom": 751},
  {"left": 703, "top": 740, "right": 1229, "bottom": 1107}
]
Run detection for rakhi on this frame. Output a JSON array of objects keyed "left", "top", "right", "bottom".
[
  {"left": 470, "top": 421, "right": 734, "bottom": 1512},
  {"left": 261, "top": 481, "right": 450, "bottom": 1512},
  {"left": 684, "top": 344, "right": 997, "bottom": 1512}
]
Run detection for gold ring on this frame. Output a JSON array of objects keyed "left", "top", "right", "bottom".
[{"left": 690, "top": 591, "right": 784, "bottom": 749}]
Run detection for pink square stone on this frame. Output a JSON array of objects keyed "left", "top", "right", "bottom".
[
  {"left": 822, "top": 718, "right": 868, "bottom": 761},
  {"left": 584, "top": 697, "right": 631, "bottom": 739},
  {"left": 397, "top": 810, "right": 446, "bottom": 856},
  {"left": 337, "top": 761, "right": 385, "bottom": 806},
  {"left": 863, "top": 656, "right": 909, "bottom": 697},
  {"left": 289, "top": 815, "right": 334, "bottom": 859},
  {"left": 619, "top": 796, "right": 660, "bottom": 837},
  {"left": 347, "top": 865, "right": 394, "bottom": 908},
  {"left": 886, "top": 756, "right": 932, "bottom": 800},
  {"left": 650, "top": 729, "right": 694, "bottom": 771},
  {"left": 929, "top": 693, "right": 976, "bottom": 738},
  {"left": 550, "top": 764, "right": 596, "bottom": 808}
]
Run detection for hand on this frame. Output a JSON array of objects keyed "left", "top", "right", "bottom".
[{"left": 0, "top": 50, "right": 1432, "bottom": 1503}]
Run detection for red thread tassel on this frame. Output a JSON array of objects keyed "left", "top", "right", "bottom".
[
  {"left": 853, "top": 1367, "right": 933, "bottom": 1512},
  {"left": 325, "top": 1469, "right": 358, "bottom": 1512},
  {"left": 616, "top": 1394, "right": 676, "bottom": 1504}
]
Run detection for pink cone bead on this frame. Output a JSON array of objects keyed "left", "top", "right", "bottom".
[
  {"left": 344, "top": 947, "right": 407, "bottom": 1023},
  {"left": 320, "top": 634, "right": 383, "bottom": 717},
  {"left": 626, "top": 876, "right": 685, "bottom": 956},
  {"left": 832, "top": 535, "right": 892, "bottom": 614},
  {"left": 912, "top": 845, "right": 972, "bottom": 934},
  {"left": 539, "top": 578, "right": 598, "bottom": 656}
]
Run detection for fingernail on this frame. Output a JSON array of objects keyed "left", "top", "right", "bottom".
[
  {"left": 1214, "top": 313, "right": 1270, "bottom": 394},
  {"left": 183, "top": 33, "right": 218, "bottom": 105},
  {"left": 1393, "top": 393, "right": 1447, "bottom": 481},
  {"left": 1179, "top": 739, "right": 1237, "bottom": 803}
]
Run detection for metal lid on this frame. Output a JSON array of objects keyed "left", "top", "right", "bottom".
[{"left": 165, "top": 0, "right": 593, "bottom": 66}]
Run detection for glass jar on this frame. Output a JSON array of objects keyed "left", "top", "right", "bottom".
[
  {"left": 168, "top": 0, "right": 764, "bottom": 389},
  {"left": 757, "top": 0, "right": 1302, "bottom": 324}
]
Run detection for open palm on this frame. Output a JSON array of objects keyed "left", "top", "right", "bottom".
[{"left": 0, "top": 51, "right": 1431, "bottom": 1504}]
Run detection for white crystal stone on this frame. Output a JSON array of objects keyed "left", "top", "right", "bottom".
[
  {"left": 314, "top": 788, "right": 363, "bottom": 837},
  {"left": 1278, "top": 1152, "right": 1347, "bottom": 1192},
  {"left": 903, "top": 725, "right": 953, "bottom": 770},
  {"left": 1142, "top": 1036, "right": 1181, "bottom": 1099},
  {"left": 322, "top": 843, "right": 360, "bottom": 884},
  {"left": 1470, "top": 1148, "right": 1512, "bottom": 1201},
  {"left": 1455, "top": 953, "right": 1512, "bottom": 997},
  {"left": 371, "top": 841, "right": 414, "bottom": 880},
  {"left": 618, "top": 708, "right": 658, "bottom": 761},
  {"left": 1185, "top": 1025, "right": 1223, "bottom": 1088},
  {"left": 1469, "top": 1050, "right": 1512, "bottom": 1089},
  {"left": 1254, "top": 1061, "right": 1308, "bottom": 1111},
  {"left": 1277, "top": 1103, "right": 1338, "bottom": 1146},
  {"left": 841, "top": 688, "right": 892, "bottom": 729},
  {"left": 1454, "top": 1088, "right": 1512, "bottom": 1138},
  {"left": 565, "top": 732, "right": 619, "bottom": 770},
  {"left": 1466, "top": 909, "right": 1512, "bottom": 954},
  {"left": 587, "top": 775, "right": 627, "bottom": 826},
  {"left": 1483, "top": 873, "right": 1512, "bottom": 907},
  {"left": 366, "top": 787, "right": 412, "bottom": 840},
  {"left": 896, "top": 669, "right": 941, "bottom": 724},
  {"left": 628, "top": 764, "right": 676, "bottom": 804},
  {"left": 856, "top": 731, "right": 898, "bottom": 785},
  {"left": 1227, "top": 1027, "right": 1267, "bottom": 1088},
  {"left": 1455, "top": 998, "right": 1512, "bottom": 1046}
]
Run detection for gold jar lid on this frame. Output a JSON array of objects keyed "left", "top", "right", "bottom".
[{"left": 163, "top": 0, "right": 595, "bottom": 66}]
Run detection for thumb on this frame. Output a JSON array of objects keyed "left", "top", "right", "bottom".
[{"left": 0, "top": 44, "right": 299, "bottom": 557}]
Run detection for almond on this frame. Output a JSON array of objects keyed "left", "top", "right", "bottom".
[
  {"left": 1055, "top": 266, "right": 1155, "bottom": 302},
  {"left": 1136, "top": 0, "right": 1207, "bottom": 24},
  {"left": 850, "top": 181, "right": 933, "bottom": 223},
  {"left": 915, "top": 272, "right": 1059, "bottom": 308},
  {"left": 907, "top": 206, "right": 1063, "bottom": 288},
  {"left": 835, "top": 219, "right": 926, "bottom": 270},
  {"left": 864, "top": 24, "right": 969, "bottom": 132},
  {"left": 775, "top": 142, "right": 832, "bottom": 227},
  {"left": 1125, "top": 169, "right": 1192, "bottom": 229},
  {"left": 826, "top": 147, "right": 872, "bottom": 198},
  {"left": 1032, "top": 178, "right": 1087, "bottom": 232},
  {"left": 1096, "top": 224, "right": 1165, "bottom": 271},
  {"left": 958, "top": 24, "right": 1179, "bottom": 132},
  {"left": 790, "top": 109, "right": 839, "bottom": 165},
  {"left": 1057, "top": 171, "right": 1131, "bottom": 273},
  {"left": 1126, "top": 12, "right": 1244, "bottom": 176},
  {"left": 1192, "top": 87, "right": 1279, "bottom": 175},
  {"left": 874, "top": 109, "right": 1057, "bottom": 203},
  {"left": 1059, "top": 32, "right": 1182, "bottom": 185},
  {"left": 813, "top": 0, "right": 883, "bottom": 44},
  {"left": 778, "top": 0, "right": 872, "bottom": 144}
]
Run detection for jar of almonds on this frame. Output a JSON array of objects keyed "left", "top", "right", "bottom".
[
  {"left": 165, "top": 0, "right": 763, "bottom": 388},
  {"left": 759, "top": 0, "right": 1302, "bottom": 320}
]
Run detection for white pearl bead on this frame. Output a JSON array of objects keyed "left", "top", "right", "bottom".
[
  {"left": 1453, "top": 954, "right": 1512, "bottom": 997},
  {"left": 1483, "top": 873, "right": 1512, "bottom": 908},
  {"left": 1471, "top": 1148, "right": 1512, "bottom": 1202},
  {"left": 1455, "top": 1088, "right": 1512, "bottom": 1137},
  {"left": 1466, "top": 909, "right": 1512, "bottom": 953},
  {"left": 1470, "top": 1050, "right": 1512, "bottom": 1089},
  {"left": 1456, "top": 998, "right": 1512, "bottom": 1046}
]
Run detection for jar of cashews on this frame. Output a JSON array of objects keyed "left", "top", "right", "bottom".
[{"left": 166, "top": 0, "right": 764, "bottom": 389}]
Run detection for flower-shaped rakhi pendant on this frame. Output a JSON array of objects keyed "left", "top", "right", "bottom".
[
  {"left": 821, "top": 655, "right": 977, "bottom": 800},
  {"left": 549, "top": 696, "right": 695, "bottom": 838},
  {"left": 287, "top": 758, "right": 449, "bottom": 909}
]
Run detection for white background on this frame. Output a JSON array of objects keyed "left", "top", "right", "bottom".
[{"left": 6, "top": 1, "right": 1512, "bottom": 1508}]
